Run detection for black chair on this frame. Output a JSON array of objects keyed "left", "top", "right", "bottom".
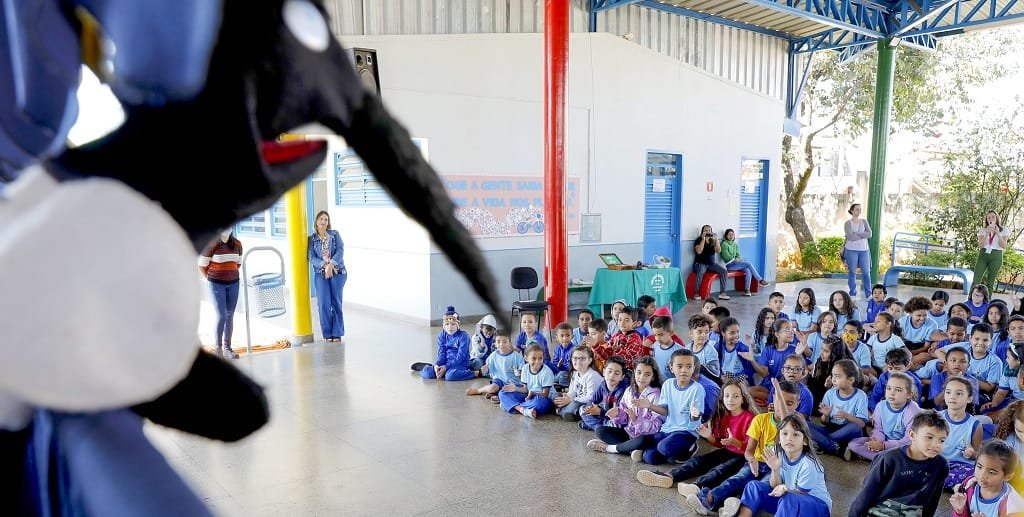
[{"left": 510, "top": 266, "right": 549, "bottom": 324}]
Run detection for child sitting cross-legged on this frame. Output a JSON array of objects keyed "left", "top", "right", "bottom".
[
  {"left": 720, "top": 413, "right": 832, "bottom": 517},
  {"left": 847, "top": 371, "right": 921, "bottom": 461},
  {"left": 646, "top": 313, "right": 684, "bottom": 381},
  {"left": 468, "top": 314, "right": 497, "bottom": 376},
  {"left": 585, "top": 356, "right": 665, "bottom": 457},
  {"left": 940, "top": 376, "right": 985, "bottom": 489},
  {"left": 551, "top": 345, "right": 603, "bottom": 422},
  {"left": 578, "top": 356, "right": 629, "bottom": 431},
  {"left": 809, "top": 359, "right": 868, "bottom": 458},
  {"left": 633, "top": 378, "right": 757, "bottom": 493},
  {"left": 411, "top": 305, "right": 475, "bottom": 381},
  {"left": 868, "top": 347, "right": 923, "bottom": 413},
  {"left": 847, "top": 409, "right": 951, "bottom": 517},
  {"left": 466, "top": 329, "right": 523, "bottom": 398},
  {"left": 497, "top": 343, "right": 555, "bottom": 419},
  {"left": 549, "top": 322, "right": 576, "bottom": 387}
]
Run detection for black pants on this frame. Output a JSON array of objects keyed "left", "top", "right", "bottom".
[{"left": 669, "top": 447, "right": 745, "bottom": 485}]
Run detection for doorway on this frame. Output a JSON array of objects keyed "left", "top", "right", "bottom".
[
  {"left": 738, "top": 159, "right": 769, "bottom": 274},
  {"left": 643, "top": 152, "right": 683, "bottom": 267}
]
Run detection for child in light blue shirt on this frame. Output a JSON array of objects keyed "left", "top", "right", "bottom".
[
  {"left": 809, "top": 359, "right": 869, "bottom": 456},
  {"left": 635, "top": 349, "right": 706, "bottom": 465},
  {"left": 868, "top": 313, "right": 905, "bottom": 370}
]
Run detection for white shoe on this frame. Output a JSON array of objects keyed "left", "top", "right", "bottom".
[
  {"left": 685, "top": 493, "right": 712, "bottom": 515},
  {"left": 636, "top": 470, "right": 674, "bottom": 489},
  {"left": 677, "top": 483, "right": 700, "bottom": 497},
  {"left": 587, "top": 439, "right": 608, "bottom": 453},
  {"left": 718, "top": 497, "right": 741, "bottom": 517},
  {"left": 631, "top": 449, "right": 644, "bottom": 462}
]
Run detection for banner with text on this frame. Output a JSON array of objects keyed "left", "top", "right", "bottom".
[{"left": 443, "top": 175, "right": 580, "bottom": 237}]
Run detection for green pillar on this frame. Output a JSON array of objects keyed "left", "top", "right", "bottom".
[{"left": 866, "top": 39, "right": 896, "bottom": 283}]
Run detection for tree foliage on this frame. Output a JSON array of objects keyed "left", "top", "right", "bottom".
[
  {"left": 918, "top": 104, "right": 1024, "bottom": 249},
  {"left": 782, "top": 31, "right": 1019, "bottom": 249}
]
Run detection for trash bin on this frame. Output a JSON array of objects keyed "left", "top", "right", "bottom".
[{"left": 251, "top": 272, "right": 286, "bottom": 318}]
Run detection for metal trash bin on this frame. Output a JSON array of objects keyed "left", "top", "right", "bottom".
[{"left": 251, "top": 272, "right": 286, "bottom": 318}]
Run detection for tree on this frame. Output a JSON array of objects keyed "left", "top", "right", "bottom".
[
  {"left": 782, "top": 31, "right": 1018, "bottom": 249},
  {"left": 918, "top": 104, "right": 1024, "bottom": 249}
]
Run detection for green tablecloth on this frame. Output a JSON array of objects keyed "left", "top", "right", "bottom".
[{"left": 587, "top": 267, "right": 687, "bottom": 316}]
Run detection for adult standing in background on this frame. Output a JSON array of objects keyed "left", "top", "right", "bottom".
[
  {"left": 308, "top": 210, "right": 347, "bottom": 342},
  {"left": 842, "top": 203, "right": 873, "bottom": 298},
  {"left": 199, "top": 230, "right": 243, "bottom": 359},
  {"left": 693, "top": 225, "right": 730, "bottom": 300},
  {"left": 971, "top": 209, "right": 1010, "bottom": 293}
]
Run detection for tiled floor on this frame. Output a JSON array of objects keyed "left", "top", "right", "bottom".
[{"left": 153, "top": 278, "right": 996, "bottom": 515}]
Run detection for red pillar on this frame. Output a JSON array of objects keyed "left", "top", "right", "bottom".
[{"left": 543, "top": 0, "right": 569, "bottom": 326}]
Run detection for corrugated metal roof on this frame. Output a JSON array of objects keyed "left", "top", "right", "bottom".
[{"left": 655, "top": 0, "right": 834, "bottom": 37}]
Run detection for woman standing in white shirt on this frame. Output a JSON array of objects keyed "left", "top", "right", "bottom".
[
  {"left": 972, "top": 210, "right": 1010, "bottom": 293},
  {"left": 842, "top": 203, "right": 873, "bottom": 298}
]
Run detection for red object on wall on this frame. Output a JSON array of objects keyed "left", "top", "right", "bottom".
[
  {"left": 706, "top": 181, "right": 714, "bottom": 192},
  {"left": 543, "top": 0, "right": 569, "bottom": 326}
]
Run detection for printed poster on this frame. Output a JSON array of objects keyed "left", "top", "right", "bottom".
[{"left": 443, "top": 175, "right": 580, "bottom": 237}]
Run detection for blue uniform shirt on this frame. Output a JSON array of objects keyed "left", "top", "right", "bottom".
[
  {"left": 486, "top": 350, "right": 525, "bottom": 383},
  {"left": 899, "top": 315, "right": 939, "bottom": 345},
  {"left": 878, "top": 401, "right": 911, "bottom": 440},
  {"left": 869, "top": 334, "right": 906, "bottom": 369},
  {"left": 940, "top": 409, "right": 979, "bottom": 464},
  {"left": 822, "top": 387, "right": 868, "bottom": 425},
  {"left": 792, "top": 307, "right": 822, "bottom": 332},
  {"left": 657, "top": 378, "right": 706, "bottom": 434},
  {"left": 781, "top": 452, "right": 832, "bottom": 511}
]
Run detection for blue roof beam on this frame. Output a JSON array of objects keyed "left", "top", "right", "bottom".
[
  {"left": 635, "top": 1, "right": 791, "bottom": 38},
  {"left": 592, "top": 0, "right": 644, "bottom": 12},
  {"left": 894, "top": 0, "right": 960, "bottom": 36},
  {"left": 744, "top": 0, "right": 889, "bottom": 38},
  {"left": 902, "top": 0, "right": 1024, "bottom": 35},
  {"left": 792, "top": 28, "right": 937, "bottom": 53}
]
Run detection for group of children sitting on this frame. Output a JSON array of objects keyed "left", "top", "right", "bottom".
[{"left": 409, "top": 283, "right": 1024, "bottom": 516}]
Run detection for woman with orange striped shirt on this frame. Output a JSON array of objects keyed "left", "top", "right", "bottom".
[{"left": 199, "top": 230, "right": 243, "bottom": 358}]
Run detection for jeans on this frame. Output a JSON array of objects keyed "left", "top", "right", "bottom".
[
  {"left": 641, "top": 431, "right": 699, "bottom": 465},
  {"left": 314, "top": 270, "right": 347, "bottom": 339},
  {"left": 420, "top": 366, "right": 475, "bottom": 381},
  {"left": 726, "top": 259, "right": 762, "bottom": 290},
  {"left": 972, "top": 248, "right": 1004, "bottom": 293},
  {"left": 594, "top": 426, "right": 657, "bottom": 454},
  {"left": 809, "top": 421, "right": 863, "bottom": 454},
  {"left": 555, "top": 400, "right": 584, "bottom": 422},
  {"left": 740, "top": 480, "right": 830, "bottom": 517},
  {"left": 704, "top": 461, "right": 766, "bottom": 509},
  {"left": 694, "top": 262, "right": 728, "bottom": 293},
  {"left": 209, "top": 281, "right": 239, "bottom": 348},
  {"left": 843, "top": 248, "right": 872, "bottom": 297},
  {"left": 669, "top": 448, "right": 745, "bottom": 485}
]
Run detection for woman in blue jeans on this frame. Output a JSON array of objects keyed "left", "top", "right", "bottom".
[
  {"left": 842, "top": 203, "right": 873, "bottom": 298},
  {"left": 693, "top": 225, "right": 730, "bottom": 300},
  {"left": 199, "top": 230, "right": 243, "bottom": 359},
  {"left": 308, "top": 211, "right": 347, "bottom": 342},
  {"left": 720, "top": 229, "right": 769, "bottom": 296}
]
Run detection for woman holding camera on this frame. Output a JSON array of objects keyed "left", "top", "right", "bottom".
[
  {"left": 693, "top": 225, "right": 730, "bottom": 300},
  {"left": 842, "top": 203, "right": 873, "bottom": 298}
]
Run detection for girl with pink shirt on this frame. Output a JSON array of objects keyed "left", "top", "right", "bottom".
[
  {"left": 634, "top": 378, "right": 759, "bottom": 490},
  {"left": 585, "top": 357, "right": 665, "bottom": 456}
]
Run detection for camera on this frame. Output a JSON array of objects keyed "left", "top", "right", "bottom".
[{"left": 705, "top": 233, "right": 714, "bottom": 238}]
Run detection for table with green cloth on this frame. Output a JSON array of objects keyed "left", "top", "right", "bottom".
[{"left": 587, "top": 267, "right": 687, "bottom": 316}]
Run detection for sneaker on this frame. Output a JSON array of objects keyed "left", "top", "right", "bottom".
[
  {"left": 523, "top": 408, "right": 537, "bottom": 419},
  {"left": 693, "top": 295, "right": 702, "bottom": 301},
  {"left": 718, "top": 497, "right": 741, "bottom": 517},
  {"left": 677, "top": 483, "right": 700, "bottom": 497},
  {"left": 222, "top": 348, "right": 239, "bottom": 359},
  {"left": 743, "top": 291, "right": 752, "bottom": 297},
  {"left": 636, "top": 470, "right": 674, "bottom": 489},
  {"left": 578, "top": 421, "right": 591, "bottom": 431},
  {"left": 410, "top": 362, "right": 432, "bottom": 372},
  {"left": 843, "top": 446, "right": 854, "bottom": 461},
  {"left": 587, "top": 439, "right": 608, "bottom": 453},
  {"left": 630, "top": 449, "right": 644, "bottom": 462},
  {"left": 685, "top": 493, "right": 712, "bottom": 515},
  {"left": 718, "top": 294, "right": 731, "bottom": 300},
  {"left": 759, "top": 279, "right": 770, "bottom": 286}
]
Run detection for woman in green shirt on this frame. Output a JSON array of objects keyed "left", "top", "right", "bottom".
[{"left": 721, "top": 228, "right": 769, "bottom": 296}]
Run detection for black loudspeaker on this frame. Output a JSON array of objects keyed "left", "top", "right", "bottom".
[{"left": 345, "top": 47, "right": 380, "bottom": 95}]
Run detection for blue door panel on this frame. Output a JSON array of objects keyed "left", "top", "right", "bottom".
[
  {"left": 643, "top": 152, "right": 682, "bottom": 267},
  {"left": 738, "top": 159, "right": 769, "bottom": 274}
]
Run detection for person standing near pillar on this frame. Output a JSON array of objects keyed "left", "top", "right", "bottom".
[
  {"left": 971, "top": 210, "right": 1010, "bottom": 294},
  {"left": 308, "top": 210, "right": 347, "bottom": 342},
  {"left": 842, "top": 204, "right": 873, "bottom": 299},
  {"left": 199, "top": 230, "right": 243, "bottom": 359}
]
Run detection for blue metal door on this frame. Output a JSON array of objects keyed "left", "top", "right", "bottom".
[
  {"left": 643, "top": 152, "right": 683, "bottom": 266},
  {"left": 738, "top": 159, "right": 769, "bottom": 273}
]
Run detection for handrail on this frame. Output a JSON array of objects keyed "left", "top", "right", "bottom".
[
  {"left": 240, "top": 247, "right": 286, "bottom": 355},
  {"left": 890, "top": 231, "right": 962, "bottom": 267}
]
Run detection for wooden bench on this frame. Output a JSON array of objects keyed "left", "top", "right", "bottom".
[
  {"left": 686, "top": 270, "right": 759, "bottom": 299},
  {"left": 882, "top": 232, "right": 974, "bottom": 294}
]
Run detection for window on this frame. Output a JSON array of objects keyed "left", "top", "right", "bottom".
[
  {"left": 270, "top": 201, "right": 288, "bottom": 237},
  {"left": 236, "top": 211, "right": 267, "bottom": 236},
  {"left": 335, "top": 150, "right": 394, "bottom": 207}
]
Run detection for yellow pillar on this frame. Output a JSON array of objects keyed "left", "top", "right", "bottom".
[
  {"left": 279, "top": 132, "right": 314, "bottom": 344},
  {"left": 285, "top": 182, "right": 313, "bottom": 343}
]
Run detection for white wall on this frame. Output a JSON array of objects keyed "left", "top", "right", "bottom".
[{"left": 330, "top": 32, "right": 783, "bottom": 320}]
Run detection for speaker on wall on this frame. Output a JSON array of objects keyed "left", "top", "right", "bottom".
[{"left": 344, "top": 47, "right": 381, "bottom": 95}]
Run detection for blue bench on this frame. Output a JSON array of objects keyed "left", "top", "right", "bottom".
[{"left": 882, "top": 232, "right": 974, "bottom": 294}]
